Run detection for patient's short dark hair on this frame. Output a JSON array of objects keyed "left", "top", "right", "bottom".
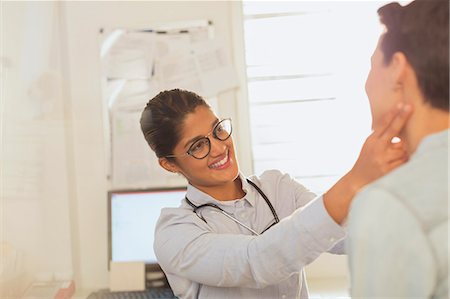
[{"left": 378, "top": 0, "right": 449, "bottom": 110}]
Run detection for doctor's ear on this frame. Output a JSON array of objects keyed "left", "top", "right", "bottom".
[{"left": 159, "top": 157, "right": 180, "bottom": 174}]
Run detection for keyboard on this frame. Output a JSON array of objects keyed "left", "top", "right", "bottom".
[{"left": 87, "top": 288, "right": 177, "bottom": 299}]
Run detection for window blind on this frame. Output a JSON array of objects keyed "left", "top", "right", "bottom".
[{"left": 242, "top": 1, "right": 389, "bottom": 194}]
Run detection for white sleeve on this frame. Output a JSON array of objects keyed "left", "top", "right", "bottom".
[
  {"left": 288, "top": 173, "right": 346, "bottom": 255},
  {"left": 155, "top": 196, "right": 345, "bottom": 289},
  {"left": 327, "top": 239, "right": 346, "bottom": 255},
  {"left": 347, "top": 187, "right": 437, "bottom": 298}
]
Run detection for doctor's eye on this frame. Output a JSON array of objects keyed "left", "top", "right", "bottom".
[
  {"left": 189, "top": 138, "right": 209, "bottom": 154},
  {"left": 214, "top": 119, "right": 232, "bottom": 140},
  {"left": 215, "top": 124, "right": 225, "bottom": 134}
]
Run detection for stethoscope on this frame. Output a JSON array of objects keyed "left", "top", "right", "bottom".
[{"left": 185, "top": 179, "right": 280, "bottom": 236}]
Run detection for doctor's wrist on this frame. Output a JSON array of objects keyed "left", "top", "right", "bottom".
[{"left": 323, "top": 172, "right": 359, "bottom": 225}]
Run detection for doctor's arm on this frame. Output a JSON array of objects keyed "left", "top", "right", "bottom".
[{"left": 154, "top": 199, "right": 344, "bottom": 289}]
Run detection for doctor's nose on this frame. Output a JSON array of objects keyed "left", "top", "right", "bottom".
[{"left": 208, "top": 137, "right": 227, "bottom": 157}]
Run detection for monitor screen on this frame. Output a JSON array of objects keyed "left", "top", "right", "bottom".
[{"left": 108, "top": 187, "right": 186, "bottom": 266}]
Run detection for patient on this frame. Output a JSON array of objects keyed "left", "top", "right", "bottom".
[{"left": 347, "top": 0, "right": 449, "bottom": 297}]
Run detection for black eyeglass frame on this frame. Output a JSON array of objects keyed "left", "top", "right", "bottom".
[{"left": 165, "top": 118, "right": 232, "bottom": 160}]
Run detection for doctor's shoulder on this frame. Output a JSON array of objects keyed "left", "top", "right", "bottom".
[
  {"left": 155, "top": 201, "right": 210, "bottom": 234},
  {"left": 248, "top": 170, "right": 316, "bottom": 207},
  {"left": 250, "top": 169, "right": 313, "bottom": 192},
  {"left": 248, "top": 169, "right": 292, "bottom": 185}
]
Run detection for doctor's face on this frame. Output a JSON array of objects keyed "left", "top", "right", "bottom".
[
  {"left": 170, "top": 105, "right": 240, "bottom": 189},
  {"left": 365, "top": 36, "right": 403, "bottom": 129}
]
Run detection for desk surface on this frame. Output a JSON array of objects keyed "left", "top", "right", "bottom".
[{"left": 74, "top": 278, "right": 349, "bottom": 299}]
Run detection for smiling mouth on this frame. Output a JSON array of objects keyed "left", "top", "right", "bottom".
[{"left": 208, "top": 150, "right": 230, "bottom": 169}]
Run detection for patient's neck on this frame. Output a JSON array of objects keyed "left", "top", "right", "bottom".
[{"left": 401, "top": 103, "right": 449, "bottom": 155}]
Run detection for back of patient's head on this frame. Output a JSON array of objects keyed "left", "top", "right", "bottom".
[
  {"left": 378, "top": 0, "right": 449, "bottom": 111},
  {"left": 140, "top": 89, "right": 211, "bottom": 159}
]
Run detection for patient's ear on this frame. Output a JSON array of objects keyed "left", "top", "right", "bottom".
[
  {"left": 159, "top": 157, "right": 180, "bottom": 174},
  {"left": 390, "top": 52, "right": 408, "bottom": 89}
]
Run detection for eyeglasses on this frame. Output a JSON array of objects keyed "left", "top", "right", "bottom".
[{"left": 166, "top": 118, "right": 232, "bottom": 160}]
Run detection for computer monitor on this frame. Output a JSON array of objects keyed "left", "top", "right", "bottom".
[{"left": 108, "top": 187, "right": 187, "bottom": 276}]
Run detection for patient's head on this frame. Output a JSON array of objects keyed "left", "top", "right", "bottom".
[{"left": 365, "top": 0, "right": 449, "bottom": 128}]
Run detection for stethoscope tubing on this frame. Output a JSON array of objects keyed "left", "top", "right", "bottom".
[
  {"left": 185, "top": 179, "right": 279, "bottom": 236},
  {"left": 217, "top": 209, "right": 260, "bottom": 235}
]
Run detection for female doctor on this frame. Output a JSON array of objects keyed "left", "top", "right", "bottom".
[{"left": 140, "top": 88, "right": 411, "bottom": 299}]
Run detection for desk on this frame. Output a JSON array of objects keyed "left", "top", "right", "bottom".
[{"left": 75, "top": 278, "right": 349, "bottom": 299}]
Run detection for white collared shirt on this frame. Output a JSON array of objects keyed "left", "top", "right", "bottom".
[{"left": 154, "top": 170, "right": 346, "bottom": 299}]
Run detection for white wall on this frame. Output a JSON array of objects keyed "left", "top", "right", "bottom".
[{"left": 1, "top": 2, "right": 74, "bottom": 297}]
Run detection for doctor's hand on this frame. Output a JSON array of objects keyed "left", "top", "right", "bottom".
[
  {"left": 349, "top": 102, "right": 413, "bottom": 187},
  {"left": 323, "top": 103, "right": 412, "bottom": 224}
]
